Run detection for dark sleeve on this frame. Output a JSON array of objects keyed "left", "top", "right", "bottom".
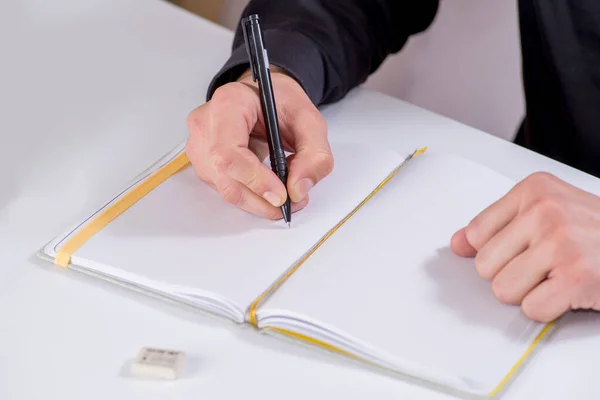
[{"left": 206, "top": 0, "right": 439, "bottom": 106}]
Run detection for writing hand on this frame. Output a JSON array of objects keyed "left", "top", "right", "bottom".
[{"left": 185, "top": 67, "right": 333, "bottom": 219}]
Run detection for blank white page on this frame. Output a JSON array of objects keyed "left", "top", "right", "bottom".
[
  {"left": 70, "top": 140, "right": 404, "bottom": 310},
  {"left": 258, "top": 151, "right": 547, "bottom": 394}
]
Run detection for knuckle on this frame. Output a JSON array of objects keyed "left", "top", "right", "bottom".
[
  {"left": 240, "top": 152, "right": 268, "bottom": 191},
  {"left": 185, "top": 109, "right": 213, "bottom": 163},
  {"left": 213, "top": 82, "right": 255, "bottom": 109},
  {"left": 521, "top": 294, "right": 555, "bottom": 322},
  {"left": 186, "top": 109, "right": 209, "bottom": 142},
  {"left": 464, "top": 220, "right": 483, "bottom": 250},
  {"left": 523, "top": 171, "right": 558, "bottom": 192},
  {"left": 208, "top": 147, "right": 234, "bottom": 175},
  {"left": 314, "top": 149, "right": 335, "bottom": 176},
  {"left": 549, "top": 224, "right": 574, "bottom": 248},
  {"left": 185, "top": 136, "right": 201, "bottom": 160},
  {"left": 539, "top": 233, "right": 564, "bottom": 266},
  {"left": 186, "top": 110, "right": 199, "bottom": 133},
  {"left": 474, "top": 251, "right": 494, "bottom": 280},
  {"left": 521, "top": 300, "right": 546, "bottom": 322},
  {"left": 309, "top": 110, "right": 328, "bottom": 133},
  {"left": 220, "top": 182, "right": 244, "bottom": 207},
  {"left": 518, "top": 172, "right": 558, "bottom": 205},
  {"left": 530, "top": 195, "right": 567, "bottom": 230},
  {"left": 245, "top": 170, "right": 260, "bottom": 187},
  {"left": 246, "top": 172, "right": 268, "bottom": 193},
  {"left": 537, "top": 195, "right": 564, "bottom": 216},
  {"left": 303, "top": 109, "right": 328, "bottom": 135},
  {"left": 492, "top": 279, "right": 517, "bottom": 304},
  {"left": 212, "top": 84, "right": 257, "bottom": 131},
  {"left": 185, "top": 113, "right": 196, "bottom": 133},
  {"left": 212, "top": 82, "right": 239, "bottom": 102}
]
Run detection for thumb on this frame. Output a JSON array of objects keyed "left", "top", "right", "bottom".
[{"left": 286, "top": 110, "right": 334, "bottom": 203}]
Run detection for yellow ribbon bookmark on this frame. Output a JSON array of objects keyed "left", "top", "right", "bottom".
[{"left": 55, "top": 152, "right": 190, "bottom": 267}]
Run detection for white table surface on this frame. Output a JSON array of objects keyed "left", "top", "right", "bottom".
[{"left": 1, "top": 1, "right": 598, "bottom": 399}]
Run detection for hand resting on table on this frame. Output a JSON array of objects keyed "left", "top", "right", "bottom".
[{"left": 452, "top": 172, "right": 600, "bottom": 322}]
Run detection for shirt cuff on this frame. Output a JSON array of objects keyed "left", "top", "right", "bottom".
[{"left": 206, "top": 29, "right": 326, "bottom": 106}]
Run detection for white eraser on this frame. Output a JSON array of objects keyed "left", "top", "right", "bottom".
[{"left": 131, "top": 347, "right": 186, "bottom": 380}]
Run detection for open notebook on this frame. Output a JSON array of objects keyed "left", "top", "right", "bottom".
[{"left": 39, "top": 139, "right": 552, "bottom": 398}]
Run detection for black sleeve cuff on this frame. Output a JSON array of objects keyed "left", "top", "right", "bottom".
[{"left": 205, "top": 29, "right": 326, "bottom": 106}]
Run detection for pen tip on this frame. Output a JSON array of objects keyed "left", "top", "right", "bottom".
[{"left": 287, "top": 222, "right": 291, "bottom": 228}]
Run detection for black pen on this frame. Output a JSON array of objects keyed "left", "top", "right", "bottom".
[{"left": 242, "top": 14, "right": 292, "bottom": 227}]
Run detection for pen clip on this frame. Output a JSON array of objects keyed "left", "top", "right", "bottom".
[{"left": 242, "top": 17, "right": 258, "bottom": 82}]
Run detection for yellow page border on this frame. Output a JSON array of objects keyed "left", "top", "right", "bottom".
[
  {"left": 488, "top": 321, "right": 553, "bottom": 397},
  {"left": 54, "top": 152, "right": 190, "bottom": 267}
]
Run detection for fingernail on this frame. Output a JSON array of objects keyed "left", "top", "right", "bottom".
[
  {"left": 263, "top": 191, "right": 282, "bottom": 206},
  {"left": 294, "top": 178, "right": 314, "bottom": 198}
]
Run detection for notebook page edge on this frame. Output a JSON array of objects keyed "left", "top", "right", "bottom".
[
  {"left": 260, "top": 327, "right": 488, "bottom": 399},
  {"left": 67, "top": 255, "right": 245, "bottom": 323},
  {"left": 256, "top": 309, "right": 488, "bottom": 396},
  {"left": 256, "top": 308, "right": 554, "bottom": 397}
]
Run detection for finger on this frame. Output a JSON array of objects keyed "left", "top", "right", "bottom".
[
  {"left": 203, "top": 84, "right": 289, "bottom": 206},
  {"left": 291, "top": 196, "right": 309, "bottom": 213},
  {"left": 491, "top": 242, "right": 553, "bottom": 305},
  {"left": 521, "top": 277, "right": 571, "bottom": 322},
  {"left": 463, "top": 188, "right": 520, "bottom": 251},
  {"left": 285, "top": 110, "right": 334, "bottom": 203},
  {"left": 450, "top": 227, "right": 477, "bottom": 257},
  {"left": 474, "top": 213, "right": 532, "bottom": 280},
  {"left": 214, "top": 175, "right": 308, "bottom": 220},
  {"left": 211, "top": 146, "right": 287, "bottom": 207}
]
